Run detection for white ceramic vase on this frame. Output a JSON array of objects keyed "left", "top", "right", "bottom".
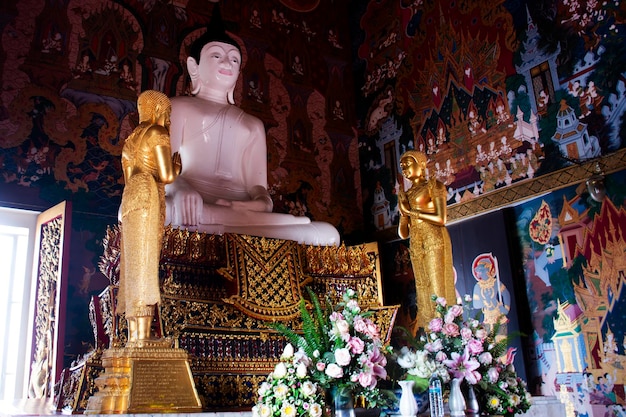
[
  {"left": 448, "top": 378, "right": 466, "bottom": 417},
  {"left": 398, "top": 380, "right": 418, "bottom": 417}
]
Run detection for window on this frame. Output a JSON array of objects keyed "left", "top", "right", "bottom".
[{"left": 0, "top": 207, "right": 38, "bottom": 401}]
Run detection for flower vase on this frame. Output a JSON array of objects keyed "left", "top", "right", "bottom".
[
  {"left": 331, "top": 387, "right": 356, "bottom": 417},
  {"left": 448, "top": 378, "right": 466, "bottom": 417},
  {"left": 465, "top": 384, "right": 479, "bottom": 416},
  {"left": 398, "top": 380, "right": 418, "bottom": 417}
]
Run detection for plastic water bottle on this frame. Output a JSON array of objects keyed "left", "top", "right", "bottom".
[{"left": 428, "top": 373, "right": 444, "bottom": 417}]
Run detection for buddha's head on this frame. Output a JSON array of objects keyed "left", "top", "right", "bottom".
[{"left": 187, "top": 5, "right": 242, "bottom": 104}]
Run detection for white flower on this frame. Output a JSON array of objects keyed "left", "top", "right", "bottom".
[
  {"left": 258, "top": 381, "right": 271, "bottom": 396},
  {"left": 296, "top": 362, "right": 308, "bottom": 378},
  {"left": 301, "top": 381, "right": 317, "bottom": 397},
  {"left": 407, "top": 351, "right": 437, "bottom": 378},
  {"left": 335, "top": 348, "right": 352, "bottom": 366},
  {"left": 325, "top": 363, "right": 344, "bottom": 378},
  {"left": 254, "top": 404, "right": 272, "bottom": 417},
  {"left": 479, "top": 351, "right": 493, "bottom": 365},
  {"left": 397, "top": 348, "right": 416, "bottom": 369},
  {"left": 343, "top": 288, "right": 356, "bottom": 299},
  {"left": 346, "top": 299, "right": 361, "bottom": 313},
  {"left": 274, "top": 383, "right": 290, "bottom": 399},
  {"left": 281, "top": 402, "right": 297, "bottom": 417},
  {"left": 273, "top": 362, "right": 288, "bottom": 379},
  {"left": 335, "top": 319, "right": 350, "bottom": 340},
  {"left": 308, "top": 403, "right": 323, "bottom": 417},
  {"left": 281, "top": 343, "right": 295, "bottom": 360}
]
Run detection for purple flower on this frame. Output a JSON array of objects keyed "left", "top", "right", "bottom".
[{"left": 443, "top": 348, "right": 482, "bottom": 384}]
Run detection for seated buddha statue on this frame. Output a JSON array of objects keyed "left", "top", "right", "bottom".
[{"left": 165, "top": 7, "right": 339, "bottom": 246}]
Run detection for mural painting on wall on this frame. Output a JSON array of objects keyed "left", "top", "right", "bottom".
[
  {"left": 355, "top": 0, "right": 626, "bottom": 232},
  {"left": 512, "top": 170, "right": 626, "bottom": 417},
  {"left": 0, "top": 0, "right": 362, "bottom": 237}
]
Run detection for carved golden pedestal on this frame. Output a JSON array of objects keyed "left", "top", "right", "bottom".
[
  {"left": 62, "top": 227, "right": 399, "bottom": 412},
  {"left": 84, "top": 339, "right": 201, "bottom": 414}
]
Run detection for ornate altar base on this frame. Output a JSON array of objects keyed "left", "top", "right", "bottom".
[
  {"left": 57, "top": 227, "right": 400, "bottom": 413},
  {"left": 83, "top": 341, "right": 201, "bottom": 414}
]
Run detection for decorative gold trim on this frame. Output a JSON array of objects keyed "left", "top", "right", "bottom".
[{"left": 447, "top": 148, "right": 626, "bottom": 223}]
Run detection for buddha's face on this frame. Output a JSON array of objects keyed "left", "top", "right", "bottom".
[
  {"left": 400, "top": 156, "right": 425, "bottom": 180},
  {"left": 197, "top": 41, "right": 241, "bottom": 92}
]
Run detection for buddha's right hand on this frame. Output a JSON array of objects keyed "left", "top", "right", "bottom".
[{"left": 172, "top": 189, "right": 203, "bottom": 226}]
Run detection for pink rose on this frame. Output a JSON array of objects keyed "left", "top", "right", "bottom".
[
  {"left": 442, "top": 323, "right": 460, "bottom": 337},
  {"left": 449, "top": 304, "right": 463, "bottom": 317},
  {"left": 487, "top": 367, "right": 499, "bottom": 383},
  {"left": 347, "top": 337, "right": 365, "bottom": 354},
  {"left": 428, "top": 317, "right": 443, "bottom": 332},
  {"left": 436, "top": 297, "right": 447, "bottom": 307},
  {"left": 316, "top": 362, "right": 326, "bottom": 371},
  {"left": 335, "top": 348, "right": 352, "bottom": 366},
  {"left": 460, "top": 327, "right": 473, "bottom": 340},
  {"left": 467, "top": 339, "right": 484, "bottom": 355},
  {"left": 358, "top": 372, "right": 376, "bottom": 388},
  {"left": 365, "top": 320, "right": 380, "bottom": 339},
  {"left": 325, "top": 363, "right": 344, "bottom": 379},
  {"left": 435, "top": 351, "right": 448, "bottom": 362},
  {"left": 353, "top": 316, "right": 367, "bottom": 333},
  {"left": 474, "top": 328, "right": 487, "bottom": 340}
]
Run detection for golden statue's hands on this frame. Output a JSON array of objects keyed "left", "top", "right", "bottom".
[{"left": 172, "top": 152, "right": 182, "bottom": 177}]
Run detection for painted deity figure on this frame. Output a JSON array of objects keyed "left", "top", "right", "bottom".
[
  {"left": 471, "top": 253, "right": 510, "bottom": 333},
  {"left": 397, "top": 150, "right": 457, "bottom": 331},
  {"left": 164, "top": 7, "right": 338, "bottom": 245},
  {"left": 119, "top": 90, "right": 180, "bottom": 342}
]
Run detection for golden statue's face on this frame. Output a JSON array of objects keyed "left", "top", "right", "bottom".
[{"left": 400, "top": 156, "right": 424, "bottom": 180}]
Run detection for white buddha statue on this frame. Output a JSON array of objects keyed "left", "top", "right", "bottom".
[{"left": 165, "top": 7, "right": 339, "bottom": 246}]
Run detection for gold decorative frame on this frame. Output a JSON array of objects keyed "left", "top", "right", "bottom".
[
  {"left": 447, "top": 148, "right": 626, "bottom": 223},
  {"left": 29, "top": 201, "right": 71, "bottom": 402}
]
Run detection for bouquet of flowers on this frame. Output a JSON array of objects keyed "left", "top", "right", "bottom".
[
  {"left": 253, "top": 343, "right": 326, "bottom": 417},
  {"left": 268, "top": 288, "right": 393, "bottom": 409},
  {"left": 394, "top": 295, "right": 532, "bottom": 416}
]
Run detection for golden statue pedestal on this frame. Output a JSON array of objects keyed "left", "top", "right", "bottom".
[{"left": 84, "top": 338, "right": 201, "bottom": 414}]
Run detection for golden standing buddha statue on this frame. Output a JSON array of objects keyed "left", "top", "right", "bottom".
[
  {"left": 118, "top": 89, "right": 181, "bottom": 343},
  {"left": 397, "top": 150, "right": 456, "bottom": 331}
]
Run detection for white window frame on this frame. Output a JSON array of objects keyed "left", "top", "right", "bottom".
[{"left": 0, "top": 206, "right": 39, "bottom": 401}]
